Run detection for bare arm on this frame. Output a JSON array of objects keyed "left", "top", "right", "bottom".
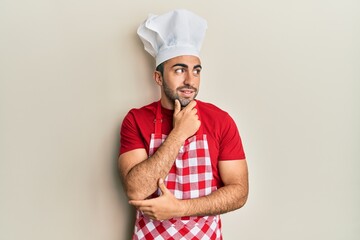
[
  {"left": 182, "top": 159, "right": 248, "bottom": 216},
  {"left": 119, "top": 132, "right": 184, "bottom": 200},
  {"left": 119, "top": 100, "right": 200, "bottom": 200},
  {"left": 129, "top": 159, "right": 249, "bottom": 220}
]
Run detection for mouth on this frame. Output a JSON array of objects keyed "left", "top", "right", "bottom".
[{"left": 178, "top": 87, "right": 197, "bottom": 98}]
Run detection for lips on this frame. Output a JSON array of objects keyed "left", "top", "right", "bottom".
[
  {"left": 179, "top": 88, "right": 196, "bottom": 97},
  {"left": 181, "top": 89, "right": 194, "bottom": 94}
]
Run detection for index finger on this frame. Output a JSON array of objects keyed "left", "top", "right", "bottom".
[
  {"left": 183, "top": 100, "right": 197, "bottom": 110},
  {"left": 129, "top": 199, "right": 152, "bottom": 207},
  {"left": 129, "top": 200, "right": 145, "bottom": 207}
]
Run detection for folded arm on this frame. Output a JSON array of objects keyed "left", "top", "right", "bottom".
[
  {"left": 119, "top": 100, "right": 200, "bottom": 200},
  {"left": 119, "top": 132, "right": 184, "bottom": 200},
  {"left": 129, "top": 159, "right": 249, "bottom": 220}
]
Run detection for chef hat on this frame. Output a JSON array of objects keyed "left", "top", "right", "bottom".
[{"left": 137, "top": 9, "right": 208, "bottom": 67}]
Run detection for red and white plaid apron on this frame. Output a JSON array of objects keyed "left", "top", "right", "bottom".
[{"left": 133, "top": 101, "right": 222, "bottom": 240}]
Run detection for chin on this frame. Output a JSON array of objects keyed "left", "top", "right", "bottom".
[{"left": 179, "top": 98, "right": 194, "bottom": 107}]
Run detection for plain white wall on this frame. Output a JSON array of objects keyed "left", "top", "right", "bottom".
[{"left": 1, "top": 0, "right": 359, "bottom": 239}]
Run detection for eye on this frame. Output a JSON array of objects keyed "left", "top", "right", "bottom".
[
  {"left": 193, "top": 68, "right": 201, "bottom": 75},
  {"left": 175, "top": 68, "right": 185, "bottom": 74}
]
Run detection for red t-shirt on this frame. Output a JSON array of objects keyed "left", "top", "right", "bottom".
[{"left": 120, "top": 100, "right": 246, "bottom": 187}]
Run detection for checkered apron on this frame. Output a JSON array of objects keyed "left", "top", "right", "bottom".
[{"left": 133, "top": 101, "right": 222, "bottom": 240}]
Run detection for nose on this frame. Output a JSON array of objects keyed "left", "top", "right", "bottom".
[{"left": 183, "top": 71, "right": 196, "bottom": 86}]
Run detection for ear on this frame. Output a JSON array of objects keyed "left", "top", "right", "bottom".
[{"left": 153, "top": 71, "right": 163, "bottom": 86}]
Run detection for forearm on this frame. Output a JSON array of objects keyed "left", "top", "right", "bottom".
[
  {"left": 122, "top": 100, "right": 200, "bottom": 201},
  {"left": 125, "top": 131, "right": 184, "bottom": 200},
  {"left": 181, "top": 184, "right": 248, "bottom": 217}
]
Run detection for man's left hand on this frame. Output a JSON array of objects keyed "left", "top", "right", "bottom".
[{"left": 128, "top": 178, "right": 187, "bottom": 220}]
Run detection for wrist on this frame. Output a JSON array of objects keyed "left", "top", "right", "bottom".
[
  {"left": 177, "top": 199, "right": 191, "bottom": 218},
  {"left": 169, "top": 129, "right": 187, "bottom": 144}
]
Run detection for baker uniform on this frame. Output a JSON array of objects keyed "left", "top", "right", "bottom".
[{"left": 119, "top": 9, "right": 248, "bottom": 240}]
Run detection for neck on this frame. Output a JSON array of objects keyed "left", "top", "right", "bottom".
[{"left": 160, "top": 97, "right": 174, "bottom": 110}]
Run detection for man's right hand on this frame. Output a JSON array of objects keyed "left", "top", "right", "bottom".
[{"left": 172, "top": 99, "right": 201, "bottom": 141}]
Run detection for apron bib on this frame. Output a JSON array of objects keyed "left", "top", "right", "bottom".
[{"left": 133, "top": 101, "right": 222, "bottom": 240}]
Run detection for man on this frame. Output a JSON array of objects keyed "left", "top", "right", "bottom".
[{"left": 118, "top": 9, "right": 248, "bottom": 240}]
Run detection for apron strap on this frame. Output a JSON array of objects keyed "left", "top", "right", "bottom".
[
  {"left": 154, "top": 101, "right": 162, "bottom": 137},
  {"left": 195, "top": 102, "right": 203, "bottom": 135}
]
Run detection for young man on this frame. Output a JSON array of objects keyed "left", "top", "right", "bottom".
[{"left": 119, "top": 9, "right": 248, "bottom": 240}]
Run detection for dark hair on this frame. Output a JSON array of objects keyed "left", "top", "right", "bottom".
[{"left": 156, "top": 62, "right": 164, "bottom": 76}]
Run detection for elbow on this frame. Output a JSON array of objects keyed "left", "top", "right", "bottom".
[
  {"left": 233, "top": 185, "right": 248, "bottom": 210},
  {"left": 121, "top": 173, "right": 154, "bottom": 200},
  {"left": 237, "top": 188, "right": 249, "bottom": 209},
  {"left": 125, "top": 185, "right": 148, "bottom": 200},
  {"left": 238, "top": 194, "right": 248, "bottom": 209},
  {"left": 120, "top": 173, "right": 147, "bottom": 200},
  {"left": 126, "top": 190, "right": 142, "bottom": 201}
]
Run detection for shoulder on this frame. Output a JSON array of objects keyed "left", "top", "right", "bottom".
[
  {"left": 125, "top": 101, "right": 157, "bottom": 119},
  {"left": 121, "top": 101, "right": 157, "bottom": 129},
  {"left": 128, "top": 101, "right": 157, "bottom": 114}
]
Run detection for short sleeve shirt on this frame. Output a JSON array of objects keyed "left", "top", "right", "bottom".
[{"left": 120, "top": 100, "right": 246, "bottom": 187}]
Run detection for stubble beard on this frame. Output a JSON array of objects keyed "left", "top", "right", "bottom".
[{"left": 162, "top": 77, "right": 198, "bottom": 108}]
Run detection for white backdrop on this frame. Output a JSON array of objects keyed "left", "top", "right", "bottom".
[{"left": 1, "top": 1, "right": 359, "bottom": 239}]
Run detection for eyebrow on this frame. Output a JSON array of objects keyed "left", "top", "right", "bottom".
[{"left": 171, "top": 63, "right": 202, "bottom": 69}]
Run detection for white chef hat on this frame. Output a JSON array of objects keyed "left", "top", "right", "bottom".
[{"left": 137, "top": 9, "right": 208, "bottom": 67}]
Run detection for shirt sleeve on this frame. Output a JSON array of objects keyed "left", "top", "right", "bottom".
[
  {"left": 218, "top": 113, "right": 246, "bottom": 160},
  {"left": 119, "top": 111, "right": 145, "bottom": 155}
]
